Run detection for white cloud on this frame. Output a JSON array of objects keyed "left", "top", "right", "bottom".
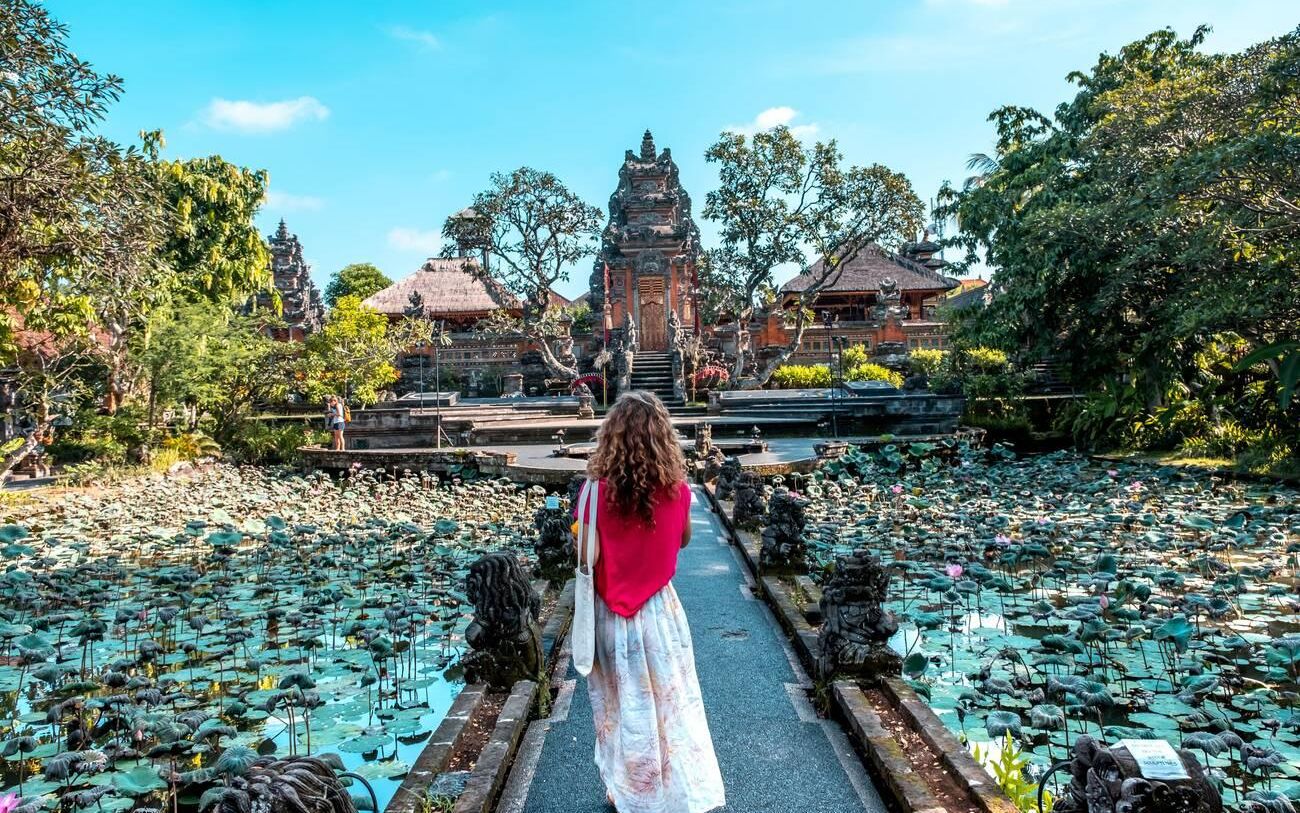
[
  {"left": 202, "top": 97, "right": 329, "bottom": 134},
  {"left": 387, "top": 227, "right": 443, "bottom": 254},
  {"left": 388, "top": 25, "right": 441, "bottom": 49},
  {"left": 265, "top": 190, "right": 324, "bottom": 212},
  {"left": 725, "top": 106, "right": 820, "bottom": 139}
]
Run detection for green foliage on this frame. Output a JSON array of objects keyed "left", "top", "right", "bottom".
[
  {"left": 156, "top": 155, "right": 271, "bottom": 303},
  {"left": 939, "top": 25, "right": 1300, "bottom": 462},
  {"left": 909, "top": 349, "right": 947, "bottom": 376},
  {"left": 841, "top": 345, "right": 871, "bottom": 368},
  {"left": 219, "top": 421, "right": 325, "bottom": 466},
  {"left": 160, "top": 431, "right": 221, "bottom": 461},
  {"left": 844, "top": 362, "right": 904, "bottom": 388},
  {"left": 140, "top": 299, "right": 291, "bottom": 435},
  {"left": 770, "top": 364, "right": 832, "bottom": 389},
  {"left": 47, "top": 407, "right": 151, "bottom": 464},
  {"left": 441, "top": 168, "right": 601, "bottom": 379},
  {"left": 702, "top": 126, "right": 924, "bottom": 386},
  {"left": 971, "top": 734, "right": 1051, "bottom": 813},
  {"left": 325, "top": 263, "right": 392, "bottom": 308},
  {"left": 297, "top": 295, "right": 400, "bottom": 405},
  {"left": 565, "top": 302, "right": 594, "bottom": 334}
]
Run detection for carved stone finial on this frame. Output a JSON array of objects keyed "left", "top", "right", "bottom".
[
  {"left": 703, "top": 447, "right": 725, "bottom": 484},
  {"left": 731, "top": 471, "right": 767, "bottom": 531},
  {"left": 532, "top": 503, "right": 573, "bottom": 584},
  {"left": 575, "top": 383, "right": 595, "bottom": 419},
  {"left": 760, "top": 487, "right": 810, "bottom": 574},
  {"left": 462, "top": 553, "right": 543, "bottom": 690},
  {"left": 640, "top": 129, "right": 656, "bottom": 161},
  {"left": 818, "top": 548, "right": 901, "bottom": 678}
]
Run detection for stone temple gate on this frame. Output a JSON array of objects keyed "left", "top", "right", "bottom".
[{"left": 588, "top": 130, "right": 702, "bottom": 351}]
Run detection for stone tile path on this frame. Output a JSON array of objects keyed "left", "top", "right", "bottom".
[{"left": 497, "top": 487, "right": 886, "bottom": 813}]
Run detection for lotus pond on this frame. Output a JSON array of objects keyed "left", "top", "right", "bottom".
[
  {"left": 0, "top": 465, "right": 541, "bottom": 813},
  {"left": 802, "top": 445, "right": 1300, "bottom": 811}
]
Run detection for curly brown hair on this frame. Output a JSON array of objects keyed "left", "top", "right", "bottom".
[{"left": 587, "top": 390, "right": 686, "bottom": 527}]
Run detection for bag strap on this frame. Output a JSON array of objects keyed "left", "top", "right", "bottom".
[{"left": 581, "top": 477, "right": 599, "bottom": 572}]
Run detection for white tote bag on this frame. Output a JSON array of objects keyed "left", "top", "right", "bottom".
[{"left": 572, "top": 477, "right": 599, "bottom": 676}]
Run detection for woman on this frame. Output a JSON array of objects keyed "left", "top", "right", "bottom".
[
  {"left": 325, "top": 395, "right": 346, "bottom": 451},
  {"left": 574, "top": 390, "right": 725, "bottom": 813}
]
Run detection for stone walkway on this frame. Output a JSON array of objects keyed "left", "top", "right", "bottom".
[{"left": 497, "top": 487, "right": 886, "bottom": 813}]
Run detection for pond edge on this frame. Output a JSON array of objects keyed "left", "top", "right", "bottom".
[{"left": 705, "top": 486, "right": 1018, "bottom": 813}]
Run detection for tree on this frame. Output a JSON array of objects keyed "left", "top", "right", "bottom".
[
  {"left": 441, "top": 168, "right": 602, "bottom": 379},
  {"left": 938, "top": 26, "right": 1300, "bottom": 415},
  {"left": 138, "top": 299, "right": 289, "bottom": 434},
  {"left": 702, "top": 126, "right": 924, "bottom": 387},
  {"left": 155, "top": 155, "right": 271, "bottom": 303},
  {"left": 0, "top": 1, "right": 169, "bottom": 378},
  {"left": 324, "top": 263, "right": 392, "bottom": 308},
  {"left": 297, "top": 295, "right": 403, "bottom": 405}
]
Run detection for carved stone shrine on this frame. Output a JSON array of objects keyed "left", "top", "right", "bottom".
[
  {"left": 589, "top": 131, "right": 703, "bottom": 351},
  {"left": 532, "top": 503, "right": 573, "bottom": 584},
  {"left": 717, "top": 457, "right": 741, "bottom": 501},
  {"left": 462, "top": 552, "right": 543, "bottom": 690},
  {"left": 818, "top": 548, "right": 901, "bottom": 678},
  {"left": 1052, "top": 736, "right": 1221, "bottom": 813},
  {"left": 760, "top": 487, "right": 811, "bottom": 575},
  {"left": 244, "top": 220, "right": 325, "bottom": 341},
  {"left": 731, "top": 471, "right": 768, "bottom": 531}
]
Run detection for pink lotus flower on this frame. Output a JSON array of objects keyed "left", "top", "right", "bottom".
[
  {"left": 1099, "top": 594, "right": 1110, "bottom": 610},
  {"left": 945, "top": 563, "right": 964, "bottom": 579},
  {"left": 1126, "top": 480, "right": 1144, "bottom": 493},
  {"left": 890, "top": 484, "right": 904, "bottom": 495},
  {"left": 1107, "top": 469, "right": 1118, "bottom": 477},
  {"left": 994, "top": 533, "right": 1011, "bottom": 546},
  {"left": 0, "top": 793, "right": 18, "bottom": 813}
]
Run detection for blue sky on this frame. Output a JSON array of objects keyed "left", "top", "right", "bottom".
[{"left": 50, "top": 0, "right": 1297, "bottom": 299}]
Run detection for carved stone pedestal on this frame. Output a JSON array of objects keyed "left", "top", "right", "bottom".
[
  {"left": 818, "top": 548, "right": 900, "bottom": 678},
  {"left": 501, "top": 373, "right": 524, "bottom": 398},
  {"left": 760, "top": 487, "right": 810, "bottom": 575},
  {"left": 462, "top": 553, "right": 542, "bottom": 690}
]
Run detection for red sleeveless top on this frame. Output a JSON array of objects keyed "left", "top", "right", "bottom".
[{"left": 575, "top": 480, "right": 692, "bottom": 618}]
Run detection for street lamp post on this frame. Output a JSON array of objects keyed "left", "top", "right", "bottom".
[
  {"left": 434, "top": 319, "right": 445, "bottom": 449},
  {"left": 821, "top": 310, "right": 840, "bottom": 439}
]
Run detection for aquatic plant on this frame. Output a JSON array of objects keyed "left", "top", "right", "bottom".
[
  {"left": 0, "top": 464, "right": 541, "bottom": 812},
  {"left": 801, "top": 445, "right": 1300, "bottom": 808}
]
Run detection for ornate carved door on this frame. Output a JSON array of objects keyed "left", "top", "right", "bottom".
[{"left": 638, "top": 278, "right": 667, "bottom": 350}]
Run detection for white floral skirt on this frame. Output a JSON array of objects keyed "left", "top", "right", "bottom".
[{"left": 587, "top": 582, "right": 726, "bottom": 813}]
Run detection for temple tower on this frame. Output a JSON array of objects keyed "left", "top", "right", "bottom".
[
  {"left": 589, "top": 130, "right": 702, "bottom": 351},
  {"left": 249, "top": 220, "right": 326, "bottom": 341}
]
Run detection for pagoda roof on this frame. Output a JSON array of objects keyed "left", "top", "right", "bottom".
[
  {"left": 363, "top": 258, "right": 570, "bottom": 318},
  {"left": 364, "top": 258, "right": 518, "bottom": 318},
  {"left": 781, "top": 243, "right": 960, "bottom": 296},
  {"left": 946, "top": 282, "right": 996, "bottom": 312}
]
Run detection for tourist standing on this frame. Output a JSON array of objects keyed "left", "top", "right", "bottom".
[
  {"left": 573, "top": 390, "right": 725, "bottom": 813},
  {"left": 326, "top": 395, "right": 346, "bottom": 451}
]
